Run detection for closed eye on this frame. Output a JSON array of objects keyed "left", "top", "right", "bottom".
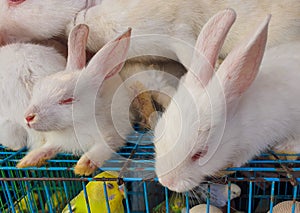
[
  {"left": 59, "top": 97, "right": 75, "bottom": 105},
  {"left": 191, "top": 146, "right": 208, "bottom": 161}
]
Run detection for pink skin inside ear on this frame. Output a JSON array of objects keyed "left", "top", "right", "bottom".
[{"left": 8, "top": 0, "right": 26, "bottom": 6}]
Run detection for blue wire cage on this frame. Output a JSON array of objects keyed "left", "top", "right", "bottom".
[{"left": 0, "top": 130, "right": 300, "bottom": 213}]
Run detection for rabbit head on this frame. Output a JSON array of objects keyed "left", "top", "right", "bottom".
[
  {"left": 24, "top": 24, "right": 131, "bottom": 132},
  {"left": 154, "top": 9, "right": 270, "bottom": 192}
]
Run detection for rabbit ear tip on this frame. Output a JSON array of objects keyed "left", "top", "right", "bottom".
[
  {"left": 125, "top": 27, "right": 132, "bottom": 36},
  {"left": 76, "top": 24, "right": 89, "bottom": 31},
  {"left": 265, "top": 14, "right": 272, "bottom": 24},
  {"left": 223, "top": 8, "right": 237, "bottom": 18}
]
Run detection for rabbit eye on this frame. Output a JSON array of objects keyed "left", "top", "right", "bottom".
[
  {"left": 8, "top": 0, "right": 26, "bottom": 6},
  {"left": 191, "top": 146, "right": 208, "bottom": 161},
  {"left": 59, "top": 98, "right": 75, "bottom": 105}
]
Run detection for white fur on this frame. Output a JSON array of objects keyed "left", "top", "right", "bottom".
[
  {"left": 0, "top": 43, "right": 66, "bottom": 150},
  {"left": 67, "top": 0, "right": 300, "bottom": 66},
  {"left": 20, "top": 25, "right": 132, "bottom": 175},
  {"left": 154, "top": 10, "right": 300, "bottom": 192},
  {"left": 0, "top": 118, "right": 27, "bottom": 150},
  {"left": 0, "top": 0, "right": 101, "bottom": 43}
]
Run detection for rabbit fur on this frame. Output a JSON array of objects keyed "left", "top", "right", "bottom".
[
  {"left": 0, "top": 0, "right": 103, "bottom": 43},
  {"left": 0, "top": 41, "right": 66, "bottom": 151},
  {"left": 67, "top": 0, "right": 300, "bottom": 67},
  {"left": 154, "top": 9, "right": 300, "bottom": 192},
  {"left": 19, "top": 25, "right": 133, "bottom": 176}
]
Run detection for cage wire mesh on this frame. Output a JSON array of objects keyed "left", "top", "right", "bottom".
[{"left": 0, "top": 130, "right": 300, "bottom": 213}]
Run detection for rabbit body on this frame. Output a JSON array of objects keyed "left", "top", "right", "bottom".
[
  {"left": 0, "top": 43, "right": 66, "bottom": 150},
  {"left": 68, "top": 0, "right": 300, "bottom": 66},
  {"left": 0, "top": 0, "right": 105, "bottom": 43},
  {"left": 19, "top": 25, "right": 132, "bottom": 175},
  {"left": 154, "top": 9, "right": 300, "bottom": 192},
  {"left": 19, "top": 72, "right": 131, "bottom": 174},
  {"left": 0, "top": 0, "right": 83, "bottom": 43}
]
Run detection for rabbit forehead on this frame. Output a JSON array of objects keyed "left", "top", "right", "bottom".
[
  {"left": 154, "top": 79, "right": 213, "bottom": 151},
  {"left": 32, "top": 71, "right": 79, "bottom": 102}
]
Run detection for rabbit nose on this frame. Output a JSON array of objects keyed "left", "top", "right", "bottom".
[{"left": 25, "top": 114, "right": 36, "bottom": 123}]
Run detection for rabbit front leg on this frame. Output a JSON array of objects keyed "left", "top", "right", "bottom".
[
  {"left": 17, "top": 143, "right": 61, "bottom": 168},
  {"left": 74, "top": 142, "right": 114, "bottom": 176}
]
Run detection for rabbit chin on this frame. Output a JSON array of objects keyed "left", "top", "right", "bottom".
[
  {"left": 160, "top": 177, "right": 203, "bottom": 193},
  {"left": 158, "top": 171, "right": 206, "bottom": 193}
]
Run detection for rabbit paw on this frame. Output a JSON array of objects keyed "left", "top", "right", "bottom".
[
  {"left": 16, "top": 147, "right": 58, "bottom": 168},
  {"left": 74, "top": 155, "right": 98, "bottom": 176},
  {"left": 17, "top": 152, "right": 47, "bottom": 168}
]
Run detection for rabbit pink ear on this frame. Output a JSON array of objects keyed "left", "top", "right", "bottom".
[
  {"left": 188, "top": 9, "right": 236, "bottom": 87},
  {"left": 66, "top": 24, "right": 89, "bottom": 71},
  {"left": 218, "top": 15, "right": 271, "bottom": 104},
  {"left": 86, "top": 28, "right": 131, "bottom": 81}
]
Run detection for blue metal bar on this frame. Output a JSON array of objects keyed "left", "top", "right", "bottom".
[
  {"left": 1, "top": 181, "right": 10, "bottom": 210},
  {"left": 207, "top": 184, "right": 210, "bottom": 213},
  {"left": 24, "top": 181, "right": 34, "bottom": 212},
  {"left": 226, "top": 167, "right": 300, "bottom": 172},
  {"left": 248, "top": 182, "right": 253, "bottom": 213},
  {"left": 3, "top": 181, "right": 16, "bottom": 213},
  {"left": 165, "top": 187, "right": 169, "bottom": 213},
  {"left": 246, "top": 160, "right": 300, "bottom": 164},
  {"left": 229, "top": 177, "right": 300, "bottom": 182},
  {"left": 43, "top": 181, "right": 53, "bottom": 213},
  {"left": 269, "top": 182, "right": 275, "bottom": 213},
  {"left": 103, "top": 182, "right": 111, "bottom": 213},
  {"left": 185, "top": 192, "right": 189, "bottom": 213},
  {"left": 63, "top": 181, "right": 73, "bottom": 213},
  {"left": 123, "top": 185, "right": 131, "bottom": 213},
  {"left": 227, "top": 182, "right": 231, "bottom": 213},
  {"left": 0, "top": 147, "right": 27, "bottom": 164},
  {"left": 143, "top": 182, "right": 150, "bottom": 213},
  {"left": 82, "top": 182, "right": 91, "bottom": 213},
  {"left": 292, "top": 186, "right": 298, "bottom": 213}
]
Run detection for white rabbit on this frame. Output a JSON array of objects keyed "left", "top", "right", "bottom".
[
  {"left": 0, "top": 0, "right": 101, "bottom": 43},
  {"left": 154, "top": 8, "right": 300, "bottom": 193},
  {"left": 0, "top": 1, "right": 297, "bottom": 65},
  {"left": 19, "top": 24, "right": 133, "bottom": 176},
  {"left": 67, "top": 0, "right": 300, "bottom": 67},
  {"left": 65, "top": 0, "right": 300, "bottom": 125},
  {"left": 0, "top": 39, "right": 66, "bottom": 151}
]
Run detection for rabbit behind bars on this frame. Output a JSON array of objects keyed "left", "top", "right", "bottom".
[
  {"left": 0, "top": 39, "right": 66, "bottom": 151},
  {"left": 19, "top": 24, "right": 133, "bottom": 176},
  {"left": 154, "top": 9, "right": 300, "bottom": 192}
]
